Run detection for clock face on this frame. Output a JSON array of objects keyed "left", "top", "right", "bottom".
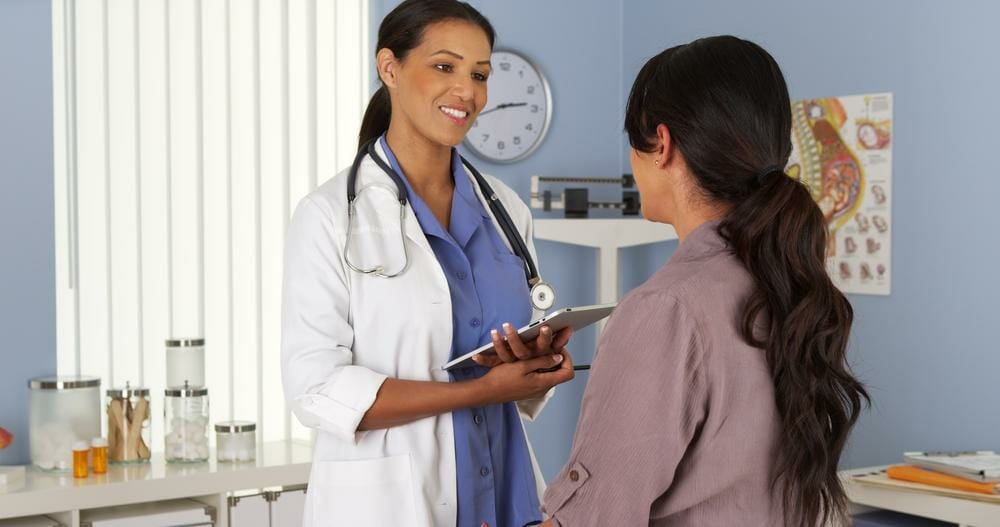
[{"left": 464, "top": 49, "right": 551, "bottom": 163}]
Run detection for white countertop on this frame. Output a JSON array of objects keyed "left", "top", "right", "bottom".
[
  {"left": 0, "top": 440, "right": 313, "bottom": 520},
  {"left": 533, "top": 217, "right": 677, "bottom": 248},
  {"left": 841, "top": 465, "right": 1000, "bottom": 527}
]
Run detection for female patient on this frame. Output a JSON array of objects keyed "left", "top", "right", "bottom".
[{"left": 539, "top": 36, "right": 869, "bottom": 526}]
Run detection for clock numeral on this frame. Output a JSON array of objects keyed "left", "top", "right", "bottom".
[
  {"left": 531, "top": 104, "right": 539, "bottom": 113},
  {"left": 498, "top": 141, "right": 506, "bottom": 150},
  {"left": 513, "top": 136, "right": 521, "bottom": 146},
  {"left": 500, "top": 62, "right": 511, "bottom": 71},
  {"left": 525, "top": 123, "right": 534, "bottom": 131},
  {"left": 518, "top": 70, "right": 524, "bottom": 78},
  {"left": 527, "top": 85, "right": 536, "bottom": 94},
  {"left": 481, "top": 134, "right": 490, "bottom": 143}
]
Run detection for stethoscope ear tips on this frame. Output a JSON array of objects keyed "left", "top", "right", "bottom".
[{"left": 530, "top": 282, "right": 556, "bottom": 311}]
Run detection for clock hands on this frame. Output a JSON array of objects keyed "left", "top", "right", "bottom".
[{"left": 477, "top": 102, "right": 527, "bottom": 117}]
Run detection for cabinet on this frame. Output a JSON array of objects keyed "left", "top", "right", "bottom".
[{"left": 228, "top": 486, "right": 306, "bottom": 527}]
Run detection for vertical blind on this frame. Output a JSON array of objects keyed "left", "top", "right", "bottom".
[{"left": 52, "top": 0, "right": 369, "bottom": 452}]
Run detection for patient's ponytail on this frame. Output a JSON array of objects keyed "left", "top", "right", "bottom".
[
  {"left": 625, "top": 35, "right": 869, "bottom": 527},
  {"left": 359, "top": 0, "right": 496, "bottom": 151}
]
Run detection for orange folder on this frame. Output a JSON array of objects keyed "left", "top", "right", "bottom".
[{"left": 887, "top": 465, "right": 1000, "bottom": 495}]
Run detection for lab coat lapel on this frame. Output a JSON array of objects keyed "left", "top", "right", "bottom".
[
  {"left": 401, "top": 207, "right": 432, "bottom": 256},
  {"left": 360, "top": 142, "right": 435, "bottom": 260}
]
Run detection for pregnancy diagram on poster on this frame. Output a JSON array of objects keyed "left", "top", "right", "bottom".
[{"left": 786, "top": 92, "right": 893, "bottom": 295}]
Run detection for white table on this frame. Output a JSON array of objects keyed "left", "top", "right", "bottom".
[{"left": 842, "top": 466, "right": 1000, "bottom": 527}]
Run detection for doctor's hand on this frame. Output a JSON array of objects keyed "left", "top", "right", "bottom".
[
  {"left": 473, "top": 324, "right": 573, "bottom": 367},
  {"left": 474, "top": 349, "right": 575, "bottom": 404}
]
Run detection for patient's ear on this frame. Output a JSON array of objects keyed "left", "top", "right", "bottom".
[{"left": 655, "top": 123, "right": 673, "bottom": 168}]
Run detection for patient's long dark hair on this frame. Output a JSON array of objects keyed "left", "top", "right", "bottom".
[
  {"left": 358, "top": 0, "right": 495, "bottom": 151},
  {"left": 625, "top": 36, "right": 869, "bottom": 526}
]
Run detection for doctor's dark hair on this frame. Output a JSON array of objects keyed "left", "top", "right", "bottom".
[
  {"left": 625, "top": 36, "right": 869, "bottom": 527},
  {"left": 358, "top": 0, "right": 496, "bottom": 151}
]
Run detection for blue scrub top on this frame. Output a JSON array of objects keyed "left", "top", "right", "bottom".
[{"left": 380, "top": 136, "right": 541, "bottom": 527}]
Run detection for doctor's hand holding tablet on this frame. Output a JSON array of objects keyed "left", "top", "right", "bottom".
[
  {"left": 472, "top": 324, "right": 576, "bottom": 403},
  {"left": 461, "top": 303, "right": 617, "bottom": 371}
]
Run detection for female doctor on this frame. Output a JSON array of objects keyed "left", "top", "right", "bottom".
[{"left": 281, "top": 1, "right": 575, "bottom": 525}]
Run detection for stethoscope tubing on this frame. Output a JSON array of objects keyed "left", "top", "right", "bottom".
[{"left": 348, "top": 138, "right": 541, "bottom": 287}]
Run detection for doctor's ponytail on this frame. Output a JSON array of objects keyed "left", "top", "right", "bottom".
[
  {"left": 626, "top": 36, "right": 870, "bottom": 527},
  {"left": 358, "top": 0, "right": 496, "bottom": 152},
  {"left": 358, "top": 86, "right": 391, "bottom": 151}
]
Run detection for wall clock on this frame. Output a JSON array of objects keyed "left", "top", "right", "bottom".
[{"left": 464, "top": 49, "right": 552, "bottom": 163}]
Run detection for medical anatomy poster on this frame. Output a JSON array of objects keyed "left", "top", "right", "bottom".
[{"left": 786, "top": 92, "right": 893, "bottom": 295}]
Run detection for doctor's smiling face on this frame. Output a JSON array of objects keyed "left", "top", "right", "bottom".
[{"left": 377, "top": 20, "right": 491, "bottom": 148}]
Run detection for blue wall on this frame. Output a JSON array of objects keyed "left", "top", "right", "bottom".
[
  {"left": 0, "top": 0, "right": 56, "bottom": 465},
  {"left": 623, "top": 0, "right": 1000, "bottom": 470}
]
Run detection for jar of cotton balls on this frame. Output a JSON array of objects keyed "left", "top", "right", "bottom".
[
  {"left": 214, "top": 421, "right": 256, "bottom": 462},
  {"left": 164, "top": 381, "right": 209, "bottom": 463},
  {"left": 28, "top": 375, "right": 101, "bottom": 472}
]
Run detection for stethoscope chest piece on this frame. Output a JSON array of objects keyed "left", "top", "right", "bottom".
[{"left": 530, "top": 280, "right": 556, "bottom": 311}]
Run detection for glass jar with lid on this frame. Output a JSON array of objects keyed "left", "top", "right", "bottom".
[
  {"left": 165, "top": 338, "right": 205, "bottom": 388},
  {"left": 106, "top": 383, "right": 151, "bottom": 464},
  {"left": 28, "top": 375, "right": 101, "bottom": 472},
  {"left": 215, "top": 421, "right": 256, "bottom": 462},
  {"left": 164, "top": 381, "right": 209, "bottom": 463}
]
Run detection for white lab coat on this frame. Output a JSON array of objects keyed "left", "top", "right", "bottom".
[{"left": 281, "top": 141, "right": 552, "bottom": 526}]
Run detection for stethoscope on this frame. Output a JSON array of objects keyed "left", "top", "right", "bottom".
[{"left": 344, "top": 138, "right": 557, "bottom": 312}]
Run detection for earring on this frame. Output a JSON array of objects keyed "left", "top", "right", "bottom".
[{"left": 654, "top": 160, "right": 660, "bottom": 166}]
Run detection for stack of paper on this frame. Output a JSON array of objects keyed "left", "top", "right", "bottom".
[
  {"left": 903, "top": 451, "right": 1000, "bottom": 483},
  {"left": 852, "top": 469, "right": 1000, "bottom": 503},
  {"left": 886, "top": 465, "right": 999, "bottom": 495}
]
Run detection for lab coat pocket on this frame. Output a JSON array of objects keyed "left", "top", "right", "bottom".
[{"left": 308, "top": 454, "right": 418, "bottom": 525}]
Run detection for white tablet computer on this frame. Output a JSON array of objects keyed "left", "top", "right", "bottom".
[{"left": 442, "top": 303, "right": 616, "bottom": 371}]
